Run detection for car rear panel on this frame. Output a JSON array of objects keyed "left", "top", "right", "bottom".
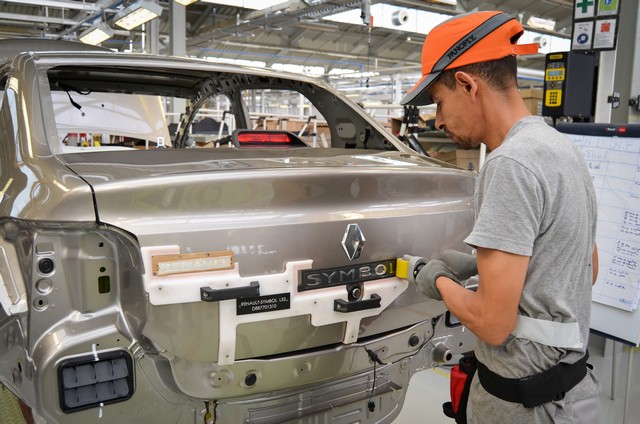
[
  {"left": 62, "top": 149, "right": 475, "bottom": 400},
  {"left": 0, "top": 48, "right": 480, "bottom": 424}
]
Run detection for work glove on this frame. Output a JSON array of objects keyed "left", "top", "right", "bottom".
[
  {"left": 441, "top": 250, "right": 478, "bottom": 281},
  {"left": 402, "top": 254, "right": 427, "bottom": 285},
  {"left": 414, "top": 260, "right": 460, "bottom": 301}
]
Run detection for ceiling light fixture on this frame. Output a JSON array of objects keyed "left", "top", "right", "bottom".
[
  {"left": 79, "top": 22, "right": 114, "bottom": 45},
  {"left": 114, "top": 0, "right": 163, "bottom": 30},
  {"left": 174, "top": 0, "right": 199, "bottom": 5},
  {"left": 425, "top": 0, "right": 457, "bottom": 6},
  {"left": 526, "top": 15, "right": 556, "bottom": 32}
]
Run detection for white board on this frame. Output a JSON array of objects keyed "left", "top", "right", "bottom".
[{"left": 559, "top": 122, "right": 640, "bottom": 346}]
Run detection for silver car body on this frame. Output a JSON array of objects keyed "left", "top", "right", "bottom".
[{"left": 0, "top": 40, "right": 476, "bottom": 423}]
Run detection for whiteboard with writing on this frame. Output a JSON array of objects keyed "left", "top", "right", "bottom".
[{"left": 559, "top": 123, "right": 640, "bottom": 346}]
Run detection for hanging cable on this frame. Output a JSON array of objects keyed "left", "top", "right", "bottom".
[
  {"left": 360, "top": 0, "right": 372, "bottom": 88},
  {"left": 57, "top": 82, "right": 91, "bottom": 117},
  {"left": 364, "top": 347, "right": 384, "bottom": 412},
  {"left": 359, "top": 316, "right": 441, "bottom": 414}
]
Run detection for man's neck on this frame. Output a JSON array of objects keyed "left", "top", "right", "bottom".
[{"left": 480, "top": 89, "right": 532, "bottom": 150}]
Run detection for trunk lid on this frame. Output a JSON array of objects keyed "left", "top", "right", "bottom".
[{"left": 63, "top": 148, "right": 475, "bottom": 363}]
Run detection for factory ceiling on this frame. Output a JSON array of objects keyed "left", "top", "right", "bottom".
[{"left": 0, "top": 0, "right": 576, "bottom": 95}]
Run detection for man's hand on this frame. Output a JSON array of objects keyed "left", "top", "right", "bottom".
[
  {"left": 414, "top": 259, "right": 460, "bottom": 301},
  {"left": 441, "top": 250, "right": 478, "bottom": 280},
  {"left": 402, "top": 254, "right": 427, "bottom": 285}
]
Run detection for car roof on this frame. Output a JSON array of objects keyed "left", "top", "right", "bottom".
[{"left": 0, "top": 38, "right": 109, "bottom": 64}]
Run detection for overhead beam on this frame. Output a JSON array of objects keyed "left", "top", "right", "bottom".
[
  {"left": 1, "top": 0, "right": 104, "bottom": 11},
  {"left": 190, "top": 4, "right": 215, "bottom": 34},
  {"left": 373, "top": 33, "right": 401, "bottom": 51},
  {"left": 0, "top": 12, "right": 81, "bottom": 26},
  {"left": 197, "top": 38, "right": 404, "bottom": 67},
  {"left": 53, "top": 0, "right": 124, "bottom": 39}
]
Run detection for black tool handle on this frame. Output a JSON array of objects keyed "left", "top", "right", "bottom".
[
  {"left": 200, "top": 281, "right": 260, "bottom": 302},
  {"left": 334, "top": 294, "right": 381, "bottom": 313}
]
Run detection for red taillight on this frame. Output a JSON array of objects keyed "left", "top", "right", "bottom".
[
  {"left": 233, "top": 130, "right": 307, "bottom": 148},
  {"left": 236, "top": 132, "right": 292, "bottom": 143}
]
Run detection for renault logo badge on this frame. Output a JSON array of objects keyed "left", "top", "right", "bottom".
[{"left": 342, "top": 223, "right": 365, "bottom": 261}]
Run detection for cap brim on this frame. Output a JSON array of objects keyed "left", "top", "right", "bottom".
[{"left": 400, "top": 71, "right": 441, "bottom": 106}]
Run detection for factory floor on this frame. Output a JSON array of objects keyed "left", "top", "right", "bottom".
[{"left": 392, "top": 335, "right": 640, "bottom": 424}]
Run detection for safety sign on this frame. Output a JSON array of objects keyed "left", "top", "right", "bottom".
[
  {"left": 575, "top": 0, "right": 595, "bottom": 20},
  {"left": 593, "top": 18, "right": 617, "bottom": 49},
  {"left": 597, "top": 0, "right": 619, "bottom": 16},
  {"left": 572, "top": 21, "right": 594, "bottom": 50},
  {"left": 571, "top": 0, "right": 620, "bottom": 51}
]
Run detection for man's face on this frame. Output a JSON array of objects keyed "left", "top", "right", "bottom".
[{"left": 428, "top": 78, "right": 480, "bottom": 150}]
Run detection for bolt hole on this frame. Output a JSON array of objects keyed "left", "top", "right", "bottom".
[
  {"left": 33, "top": 297, "right": 48, "bottom": 310},
  {"left": 408, "top": 335, "right": 420, "bottom": 347},
  {"left": 99, "top": 242, "right": 104, "bottom": 247},
  {"left": 244, "top": 373, "right": 257, "bottom": 386},
  {"left": 99, "top": 266, "right": 106, "bottom": 273}
]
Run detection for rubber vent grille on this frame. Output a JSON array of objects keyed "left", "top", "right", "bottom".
[{"left": 58, "top": 350, "right": 133, "bottom": 413}]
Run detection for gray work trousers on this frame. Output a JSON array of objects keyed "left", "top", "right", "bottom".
[{"left": 466, "top": 370, "right": 601, "bottom": 423}]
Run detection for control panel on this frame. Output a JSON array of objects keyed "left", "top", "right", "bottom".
[
  {"left": 542, "top": 51, "right": 596, "bottom": 120},
  {"left": 544, "top": 59, "right": 566, "bottom": 108}
]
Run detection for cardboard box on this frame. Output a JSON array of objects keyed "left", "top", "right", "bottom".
[
  {"left": 390, "top": 117, "right": 402, "bottom": 136},
  {"left": 520, "top": 88, "right": 543, "bottom": 116},
  {"left": 429, "top": 148, "right": 480, "bottom": 171},
  {"left": 390, "top": 113, "right": 435, "bottom": 136}
]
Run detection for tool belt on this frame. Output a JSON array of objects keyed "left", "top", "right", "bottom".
[
  {"left": 443, "top": 353, "right": 477, "bottom": 424},
  {"left": 476, "top": 351, "right": 590, "bottom": 408}
]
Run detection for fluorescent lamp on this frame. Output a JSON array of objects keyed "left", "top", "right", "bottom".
[
  {"left": 199, "top": 0, "right": 287, "bottom": 10},
  {"left": 527, "top": 15, "right": 556, "bottom": 32},
  {"left": 174, "top": 0, "right": 198, "bottom": 5},
  {"left": 79, "top": 22, "right": 114, "bottom": 45},
  {"left": 426, "top": 0, "right": 457, "bottom": 6},
  {"left": 114, "top": 0, "right": 163, "bottom": 30}
]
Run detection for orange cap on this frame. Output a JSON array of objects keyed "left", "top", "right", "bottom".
[{"left": 401, "top": 11, "right": 538, "bottom": 106}]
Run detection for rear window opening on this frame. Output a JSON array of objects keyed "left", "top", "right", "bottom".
[{"left": 45, "top": 65, "right": 398, "bottom": 156}]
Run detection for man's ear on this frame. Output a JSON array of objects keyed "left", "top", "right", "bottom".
[{"left": 454, "top": 71, "right": 478, "bottom": 97}]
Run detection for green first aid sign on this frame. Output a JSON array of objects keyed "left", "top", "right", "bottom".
[
  {"left": 577, "top": 0, "right": 594, "bottom": 13},
  {"left": 575, "top": 0, "right": 595, "bottom": 19}
]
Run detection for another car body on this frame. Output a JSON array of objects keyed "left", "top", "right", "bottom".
[{"left": 0, "top": 39, "right": 476, "bottom": 423}]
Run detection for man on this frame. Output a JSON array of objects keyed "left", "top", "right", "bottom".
[{"left": 401, "top": 11, "right": 601, "bottom": 423}]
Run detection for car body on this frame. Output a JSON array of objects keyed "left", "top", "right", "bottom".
[{"left": 0, "top": 39, "right": 476, "bottom": 423}]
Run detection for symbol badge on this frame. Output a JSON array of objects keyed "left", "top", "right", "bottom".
[{"left": 342, "top": 224, "right": 365, "bottom": 261}]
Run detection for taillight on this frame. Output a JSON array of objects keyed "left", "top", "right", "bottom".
[{"left": 233, "top": 130, "right": 307, "bottom": 148}]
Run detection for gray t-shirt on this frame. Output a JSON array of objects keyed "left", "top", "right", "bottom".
[{"left": 464, "top": 116, "right": 600, "bottom": 422}]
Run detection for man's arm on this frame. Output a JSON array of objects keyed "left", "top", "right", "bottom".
[{"left": 435, "top": 247, "right": 528, "bottom": 345}]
